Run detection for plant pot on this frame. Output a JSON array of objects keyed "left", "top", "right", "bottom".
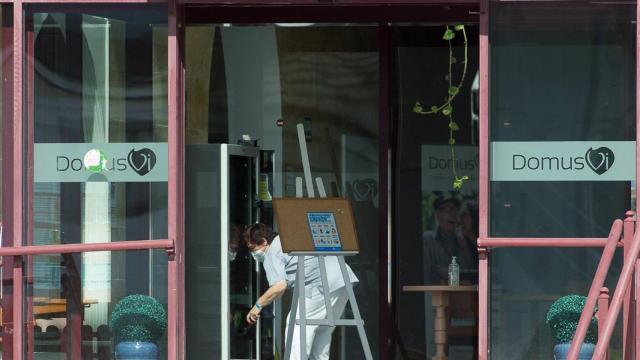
[
  {"left": 553, "top": 343, "right": 595, "bottom": 360},
  {"left": 115, "top": 341, "right": 159, "bottom": 360}
]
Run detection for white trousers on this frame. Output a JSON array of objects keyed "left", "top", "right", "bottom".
[{"left": 287, "top": 287, "right": 349, "bottom": 360}]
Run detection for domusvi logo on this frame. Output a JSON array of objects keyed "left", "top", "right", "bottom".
[
  {"left": 35, "top": 143, "right": 167, "bottom": 183},
  {"left": 491, "top": 141, "right": 635, "bottom": 182},
  {"left": 127, "top": 148, "right": 157, "bottom": 176},
  {"left": 585, "top": 147, "right": 615, "bottom": 175},
  {"left": 74, "top": 148, "right": 158, "bottom": 176},
  {"left": 511, "top": 146, "right": 615, "bottom": 175}
]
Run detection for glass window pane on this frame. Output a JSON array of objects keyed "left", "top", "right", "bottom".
[
  {"left": 27, "top": 6, "right": 168, "bottom": 245},
  {"left": 24, "top": 249, "right": 168, "bottom": 359},
  {"left": 490, "top": 248, "right": 623, "bottom": 360},
  {"left": 0, "top": 5, "right": 12, "bottom": 357},
  {"left": 393, "top": 24, "right": 480, "bottom": 357},
  {"left": 489, "top": 1, "right": 636, "bottom": 237},
  {"left": 185, "top": 23, "right": 379, "bottom": 359}
]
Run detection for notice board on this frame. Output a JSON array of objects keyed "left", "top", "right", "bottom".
[{"left": 273, "top": 198, "right": 360, "bottom": 253}]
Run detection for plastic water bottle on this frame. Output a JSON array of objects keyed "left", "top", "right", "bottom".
[{"left": 448, "top": 256, "right": 460, "bottom": 286}]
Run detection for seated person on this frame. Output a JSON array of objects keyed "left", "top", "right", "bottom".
[{"left": 423, "top": 197, "right": 478, "bottom": 284}]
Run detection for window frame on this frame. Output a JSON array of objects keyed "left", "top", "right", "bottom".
[{"left": 0, "top": 1, "right": 183, "bottom": 359}]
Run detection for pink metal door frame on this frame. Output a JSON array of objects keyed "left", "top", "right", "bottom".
[
  {"left": 12, "top": 3, "right": 24, "bottom": 358},
  {"left": 478, "top": 0, "right": 488, "bottom": 358},
  {"left": 168, "top": 0, "right": 185, "bottom": 358},
  {"left": 1, "top": 1, "right": 184, "bottom": 359}
]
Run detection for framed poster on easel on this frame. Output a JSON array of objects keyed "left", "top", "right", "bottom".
[{"left": 273, "top": 197, "right": 359, "bottom": 255}]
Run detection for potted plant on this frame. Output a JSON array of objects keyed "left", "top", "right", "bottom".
[
  {"left": 546, "top": 295, "right": 597, "bottom": 360},
  {"left": 110, "top": 295, "right": 168, "bottom": 360}
]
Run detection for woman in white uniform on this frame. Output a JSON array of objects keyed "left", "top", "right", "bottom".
[{"left": 243, "top": 223, "right": 358, "bottom": 360}]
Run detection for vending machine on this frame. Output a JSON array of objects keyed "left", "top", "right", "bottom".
[{"left": 186, "top": 144, "right": 278, "bottom": 360}]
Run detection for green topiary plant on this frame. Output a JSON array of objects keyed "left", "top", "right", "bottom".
[
  {"left": 546, "top": 295, "right": 598, "bottom": 344},
  {"left": 110, "top": 295, "right": 168, "bottom": 344}
]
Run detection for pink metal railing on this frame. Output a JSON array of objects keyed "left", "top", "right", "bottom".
[
  {"left": 566, "top": 220, "right": 623, "bottom": 360},
  {"left": 591, "top": 222, "right": 640, "bottom": 359},
  {"left": 597, "top": 288, "right": 610, "bottom": 360}
]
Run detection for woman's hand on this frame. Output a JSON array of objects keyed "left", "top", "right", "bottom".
[{"left": 246, "top": 306, "right": 261, "bottom": 325}]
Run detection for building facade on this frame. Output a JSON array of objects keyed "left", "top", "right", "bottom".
[{"left": 0, "top": 0, "right": 635, "bottom": 359}]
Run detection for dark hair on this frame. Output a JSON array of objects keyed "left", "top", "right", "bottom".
[
  {"left": 433, "top": 196, "right": 461, "bottom": 211},
  {"left": 242, "top": 223, "right": 277, "bottom": 246}
]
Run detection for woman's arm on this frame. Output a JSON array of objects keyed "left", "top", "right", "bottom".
[{"left": 246, "top": 280, "right": 288, "bottom": 325}]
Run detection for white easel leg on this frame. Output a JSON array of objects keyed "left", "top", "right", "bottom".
[
  {"left": 284, "top": 275, "right": 299, "bottom": 360},
  {"left": 318, "top": 256, "right": 335, "bottom": 324},
  {"left": 297, "top": 124, "right": 315, "bottom": 197},
  {"left": 297, "top": 255, "right": 308, "bottom": 360},
  {"left": 337, "top": 257, "right": 374, "bottom": 360}
]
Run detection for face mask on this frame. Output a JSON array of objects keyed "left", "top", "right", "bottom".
[
  {"left": 251, "top": 249, "right": 266, "bottom": 262},
  {"left": 228, "top": 250, "right": 237, "bottom": 262}
]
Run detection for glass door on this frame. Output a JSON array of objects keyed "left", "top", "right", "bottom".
[
  {"left": 183, "top": 20, "right": 381, "bottom": 359},
  {"left": 484, "top": 1, "right": 636, "bottom": 359},
  {"left": 393, "top": 23, "right": 480, "bottom": 359},
  {"left": 20, "top": 4, "right": 172, "bottom": 359},
  {"left": 185, "top": 144, "right": 260, "bottom": 360}
]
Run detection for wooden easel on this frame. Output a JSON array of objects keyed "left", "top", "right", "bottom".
[{"left": 279, "top": 124, "right": 373, "bottom": 360}]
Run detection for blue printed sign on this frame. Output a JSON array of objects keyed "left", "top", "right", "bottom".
[{"left": 307, "top": 212, "right": 342, "bottom": 251}]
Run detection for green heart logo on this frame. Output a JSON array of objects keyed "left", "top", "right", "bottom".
[{"left": 585, "top": 147, "right": 615, "bottom": 175}]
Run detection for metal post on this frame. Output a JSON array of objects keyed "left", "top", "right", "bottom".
[
  {"left": 598, "top": 287, "right": 610, "bottom": 360},
  {"left": 478, "top": 248, "right": 489, "bottom": 360},
  {"left": 623, "top": 210, "right": 635, "bottom": 359},
  {"left": 636, "top": 257, "right": 640, "bottom": 360}
]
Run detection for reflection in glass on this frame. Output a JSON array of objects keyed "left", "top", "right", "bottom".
[
  {"left": 26, "top": 249, "right": 168, "bottom": 359},
  {"left": 29, "top": 6, "right": 168, "bottom": 247},
  {"left": 25, "top": 8, "right": 169, "bottom": 359},
  {"left": 185, "top": 24, "right": 379, "bottom": 359},
  {"left": 489, "top": 1, "right": 636, "bottom": 237},
  {"left": 393, "top": 25, "right": 480, "bottom": 358}
]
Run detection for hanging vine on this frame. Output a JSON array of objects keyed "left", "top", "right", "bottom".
[{"left": 413, "top": 24, "right": 469, "bottom": 190}]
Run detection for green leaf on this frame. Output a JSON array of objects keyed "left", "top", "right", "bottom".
[
  {"left": 448, "top": 138, "right": 456, "bottom": 145},
  {"left": 449, "top": 122, "right": 459, "bottom": 131},
  {"left": 454, "top": 24, "right": 465, "bottom": 31},
  {"left": 448, "top": 86, "right": 459, "bottom": 96},
  {"left": 413, "top": 102, "right": 423, "bottom": 113},
  {"left": 443, "top": 28, "right": 455, "bottom": 41},
  {"left": 452, "top": 176, "right": 469, "bottom": 190},
  {"left": 430, "top": 105, "right": 439, "bottom": 113},
  {"left": 442, "top": 105, "right": 453, "bottom": 116}
]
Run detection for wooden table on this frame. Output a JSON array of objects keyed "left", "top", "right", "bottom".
[{"left": 402, "top": 285, "right": 478, "bottom": 360}]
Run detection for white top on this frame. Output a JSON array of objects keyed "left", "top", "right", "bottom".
[{"left": 262, "top": 236, "right": 359, "bottom": 298}]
